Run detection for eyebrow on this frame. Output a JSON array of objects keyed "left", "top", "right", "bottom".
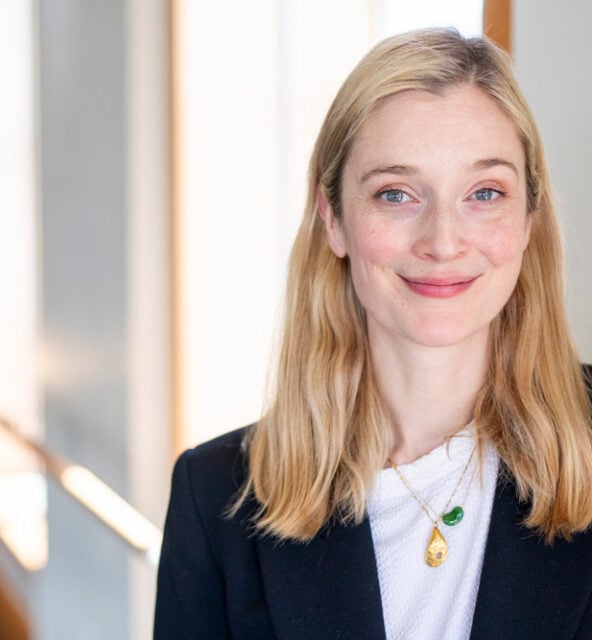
[
  {"left": 360, "top": 164, "right": 418, "bottom": 183},
  {"left": 472, "top": 157, "right": 519, "bottom": 176},
  {"left": 359, "top": 157, "right": 519, "bottom": 184}
]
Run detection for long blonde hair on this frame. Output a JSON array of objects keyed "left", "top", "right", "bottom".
[{"left": 235, "top": 29, "right": 592, "bottom": 542}]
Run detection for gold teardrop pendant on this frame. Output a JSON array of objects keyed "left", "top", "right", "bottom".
[{"left": 425, "top": 526, "right": 448, "bottom": 567}]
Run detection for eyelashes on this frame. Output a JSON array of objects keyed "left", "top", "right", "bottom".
[
  {"left": 469, "top": 188, "right": 506, "bottom": 202},
  {"left": 377, "top": 189, "right": 414, "bottom": 204},
  {"left": 374, "top": 187, "right": 508, "bottom": 206}
]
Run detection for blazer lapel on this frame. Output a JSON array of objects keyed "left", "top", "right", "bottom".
[
  {"left": 470, "top": 477, "right": 592, "bottom": 640},
  {"left": 257, "top": 517, "right": 386, "bottom": 640}
]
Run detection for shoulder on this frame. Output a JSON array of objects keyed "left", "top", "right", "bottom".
[
  {"left": 161, "top": 424, "right": 258, "bottom": 580},
  {"left": 180, "top": 425, "right": 250, "bottom": 483},
  {"left": 173, "top": 425, "right": 252, "bottom": 516},
  {"left": 156, "top": 426, "right": 260, "bottom": 638}
]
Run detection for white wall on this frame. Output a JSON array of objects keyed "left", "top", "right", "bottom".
[
  {"left": 177, "top": 0, "right": 378, "bottom": 446},
  {"left": 177, "top": 0, "right": 484, "bottom": 447},
  {"left": 513, "top": 1, "right": 592, "bottom": 362},
  {"left": 0, "top": 1, "right": 39, "bottom": 448}
]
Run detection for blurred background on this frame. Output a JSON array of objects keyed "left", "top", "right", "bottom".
[{"left": 0, "top": 0, "right": 590, "bottom": 637}]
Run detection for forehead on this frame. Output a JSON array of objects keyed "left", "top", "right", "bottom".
[{"left": 346, "top": 84, "right": 524, "bottom": 178}]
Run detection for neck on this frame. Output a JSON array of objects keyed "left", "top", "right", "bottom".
[{"left": 370, "top": 329, "right": 489, "bottom": 465}]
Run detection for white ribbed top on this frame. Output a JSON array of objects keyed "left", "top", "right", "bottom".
[{"left": 367, "top": 430, "right": 499, "bottom": 640}]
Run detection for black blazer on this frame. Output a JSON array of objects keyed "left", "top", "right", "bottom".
[{"left": 154, "top": 424, "right": 592, "bottom": 639}]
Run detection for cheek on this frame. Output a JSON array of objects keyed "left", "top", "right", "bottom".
[
  {"left": 477, "top": 217, "right": 531, "bottom": 266},
  {"left": 349, "top": 218, "right": 405, "bottom": 266},
  {"left": 344, "top": 221, "right": 403, "bottom": 304}
]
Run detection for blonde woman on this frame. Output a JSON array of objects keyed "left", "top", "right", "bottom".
[{"left": 155, "top": 29, "right": 592, "bottom": 640}]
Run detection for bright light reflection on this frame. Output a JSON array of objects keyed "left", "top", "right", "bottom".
[
  {"left": 0, "top": 472, "right": 48, "bottom": 571},
  {"left": 60, "top": 465, "right": 162, "bottom": 563}
]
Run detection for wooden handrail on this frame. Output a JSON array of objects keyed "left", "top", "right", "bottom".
[{"left": 0, "top": 416, "right": 162, "bottom": 566}]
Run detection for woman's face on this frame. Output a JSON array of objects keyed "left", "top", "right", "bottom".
[{"left": 319, "top": 84, "right": 532, "bottom": 352}]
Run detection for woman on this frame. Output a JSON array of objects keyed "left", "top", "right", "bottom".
[{"left": 154, "top": 29, "right": 592, "bottom": 639}]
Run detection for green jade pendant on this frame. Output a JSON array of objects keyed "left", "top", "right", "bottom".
[{"left": 442, "top": 505, "right": 464, "bottom": 526}]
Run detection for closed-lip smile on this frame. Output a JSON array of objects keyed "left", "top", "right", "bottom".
[{"left": 400, "top": 274, "right": 479, "bottom": 298}]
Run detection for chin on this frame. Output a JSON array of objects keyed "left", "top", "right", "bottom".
[{"left": 399, "top": 318, "right": 491, "bottom": 350}]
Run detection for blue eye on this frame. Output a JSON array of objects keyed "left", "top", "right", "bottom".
[
  {"left": 378, "top": 189, "right": 411, "bottom": 203},
  {"left": 472, "top": 188, "right": 504, "bottom": 202}
]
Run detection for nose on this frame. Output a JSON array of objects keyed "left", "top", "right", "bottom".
[{"left": 412, "top": 202, "right": 467, "bottom": 261}]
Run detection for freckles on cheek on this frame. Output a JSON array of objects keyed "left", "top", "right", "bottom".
[
  {"left": 481, "top": 220, "right": 531, "bottom": 265},
  {"left": 348, "top": 234, "right": 393, "bottom": 291},
  {"left": 351, "top": 220, "right": 395, "bottom": 262}
]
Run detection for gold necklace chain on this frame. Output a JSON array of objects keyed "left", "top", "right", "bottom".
[
  {"left": 390, "top": 445, "right": 476, "bottom": 567},
  {"left": 391, "top": 446, "right": 476, "bottom": 525}
]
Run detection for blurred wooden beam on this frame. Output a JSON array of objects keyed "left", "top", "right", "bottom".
[
  {"left": 0, "top": 572, "right": 30, "bottom": 640},
  {"left": 169, "top": 0, "right": 185, "bottom": 459},
  {"left": 483, "top": 0, "right": 512, "bottom": 53}
]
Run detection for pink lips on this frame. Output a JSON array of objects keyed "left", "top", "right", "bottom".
[{"left": 401, "top": 275, "right": 478, "bottom": 298}]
